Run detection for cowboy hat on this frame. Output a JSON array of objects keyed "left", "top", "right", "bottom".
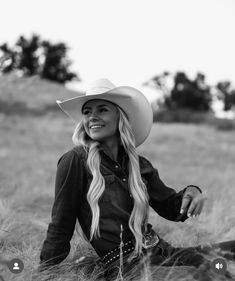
[{"left": 56, "top": 78, "right": 153, "bottom": 146}]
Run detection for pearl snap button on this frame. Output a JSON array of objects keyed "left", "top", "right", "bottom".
[
  {"left": 122, "top": 178, "right": 127, "bottom": 182},
  {"left": 115, "top": 165, "right": 119, "bottom": 169}
]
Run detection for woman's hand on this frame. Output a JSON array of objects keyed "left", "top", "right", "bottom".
[{"left": 180, "top": 186, "right": 207, "bottom": 218}]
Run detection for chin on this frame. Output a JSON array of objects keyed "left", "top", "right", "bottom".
[{"left": 89, "top": 134, "right": 106, "bottom": 142}]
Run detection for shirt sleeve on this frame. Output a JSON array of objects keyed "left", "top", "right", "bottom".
[
  {"left": 39, "top": 149, "right": 85, "bottom": 269},
  {"left": 140, "top": 156, "right": 188, "bottom": 222}
]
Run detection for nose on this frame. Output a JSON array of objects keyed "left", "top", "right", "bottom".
[
  {"left": 89, "top": 117, "right": 99, "bottom": 123},
  {"left": 89, "top": 113, "right": 99, "bottom": 122},
  {"left": 88, "top": 109, "right": 100, "bottom": 120}
]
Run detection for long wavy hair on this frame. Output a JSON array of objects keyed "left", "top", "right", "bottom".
[{"left": 72, "top": 105, "right": 149, "bottom": 255}]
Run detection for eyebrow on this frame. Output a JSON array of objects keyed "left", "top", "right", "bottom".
[{"left": 82, "top": 104, "right": 109, "bottom": 110}]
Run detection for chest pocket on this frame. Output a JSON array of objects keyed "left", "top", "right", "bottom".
[
  {"left": 103, "top": 174, "right": 115, "bottom": 184},
  {"left": 100, "top": 165, "right": 116, "bottom": 187}
]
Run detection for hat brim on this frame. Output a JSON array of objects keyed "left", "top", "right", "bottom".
[{"left": 56, "top": 86, "right": 153, "bottom": 146}]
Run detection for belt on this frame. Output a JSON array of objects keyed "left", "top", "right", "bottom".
[
  {"left": 101, "top": 240, "right": 135, "bottom": 266},
  {"left": 101, "top": 230, "right": 160, "bottom": 266}
]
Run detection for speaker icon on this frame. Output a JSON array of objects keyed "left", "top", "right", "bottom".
[
  {"left": 215, "top": 262, "right": 223, "bottom": 270},
  {"left": 211, "top": 258, "right": 227, "bottom": 274}
]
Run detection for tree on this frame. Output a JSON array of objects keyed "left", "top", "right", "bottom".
[
  {"left": 0, "top": 34, "right": 78, "bottom": 84},
  {"left": 146, "top": 71, "right": 212, "bottom": 111},
  {"left": 0, "top": 43, "right": 17, "bottom": 73},
  {"left": 216, "top": 81, "right": 235, "bottom": 111},
  {"left": 169, "top": 72, "right": 212, "bottom": 111},
  {"left": 41, "top": 41, "right": 77, "bottom": 83},
  {"left": 16, "top": 35, "right": 41, "bottom": 76},
  {"left": 144, "top": 71, "right": 171, "bottom": 97}
]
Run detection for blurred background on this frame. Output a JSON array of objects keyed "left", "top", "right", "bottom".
[
  {"left": 0, "top": 0, "right": 235, "bottom": 280},
  {"left": 1, "top": 0, "right": 235, "bottom": 120}
]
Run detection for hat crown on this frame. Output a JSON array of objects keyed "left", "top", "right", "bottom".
[{"left": 86, "top": 78, "right": 116, "bottom": 96}]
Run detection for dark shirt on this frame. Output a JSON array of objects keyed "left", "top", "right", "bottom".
[{"left": 40, "top": 145, "right": 190, "bottom": 267}]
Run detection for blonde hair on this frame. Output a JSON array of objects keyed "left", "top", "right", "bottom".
[{"left": 72, "top": 106, "right": 149, "bottom": 255}]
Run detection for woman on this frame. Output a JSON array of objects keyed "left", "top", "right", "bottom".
[{"left": 40, "top": 79, "right": 235, "bottom": 280}]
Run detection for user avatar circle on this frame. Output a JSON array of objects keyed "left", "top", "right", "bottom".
[{"left": 7, "top": 258, "right": 24, "bottom": 274}]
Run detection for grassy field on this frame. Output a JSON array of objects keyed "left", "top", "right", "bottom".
[
  {"left": 0, "top": 75, "right": 235, "bottom": 280},
  {"left": 1, "top": 113, "right": 235, "bottom": 280}
]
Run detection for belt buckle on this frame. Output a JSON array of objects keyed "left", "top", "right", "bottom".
[{"left": 142, "top": 231, "right": 160, "bottom": 249}]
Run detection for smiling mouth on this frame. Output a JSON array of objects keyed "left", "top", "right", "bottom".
[{"left": 89, "top": 124, "right": 105, "bottom": 129}]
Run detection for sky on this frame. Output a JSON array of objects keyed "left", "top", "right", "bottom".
[{"left": 1, "top": 0, "right": 235, "bottom": 99}]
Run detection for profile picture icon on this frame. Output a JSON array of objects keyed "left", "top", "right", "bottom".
[
  {"left": 8, "top": 258, "right": 24, "bottom": 274},
  {"left": 13, "top": 262, "right": 20, "bottom": 270}
]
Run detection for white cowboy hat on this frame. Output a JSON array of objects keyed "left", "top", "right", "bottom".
[{"left": 56, "top": 78, "right": 153, "bottom": 146}]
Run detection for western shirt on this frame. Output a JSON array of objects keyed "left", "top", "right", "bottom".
[{"left": 40, "top": 145, "right": 191, "bottom": 266}]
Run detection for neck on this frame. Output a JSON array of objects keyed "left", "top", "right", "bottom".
[{"left": 100, "top": 138, "right": 119, "bottom": 161}]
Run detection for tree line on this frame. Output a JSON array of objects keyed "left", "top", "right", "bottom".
[
  {"left": 0, "top": 34, "right": 78, "bottom": 84},
  {"left": 1, "top": 34, "right": 235, "bottom": 112},
  {"left": 144, "top": 72, "right": 235, "bottom": 112}
]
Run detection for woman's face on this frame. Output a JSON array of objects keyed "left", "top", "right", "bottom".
[{"left": 82, "top": 99, "right": 119, "bottom": 143}]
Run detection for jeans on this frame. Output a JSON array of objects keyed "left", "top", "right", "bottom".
[{"left": 103, "top": 239, "right": 235, "bottom": 281}]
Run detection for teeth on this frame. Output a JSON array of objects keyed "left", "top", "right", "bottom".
[{"left": 90, "top": 125, "right": 103, "bottom": 129}]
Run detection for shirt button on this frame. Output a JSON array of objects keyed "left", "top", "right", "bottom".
[
  {"left": 122, "top": 178, "right": 127, "bottom": 182},
  {"left": 115, "top": 165, "right": 119, "bottom": 169}
]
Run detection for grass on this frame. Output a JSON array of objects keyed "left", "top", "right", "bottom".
[
  {"left": 0, "top": 73, "right": 81, "bottom": 114},
  {"left": 1, "top": 113, "right": 235, "bottom": 280},
  {"left": 0, "top": 74, "right": 235, "bottom": 280},
  {"left": 152, "top": 108, "right": 235, "bottom": 131}
]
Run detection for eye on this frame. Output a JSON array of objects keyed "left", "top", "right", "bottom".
[
  {"left": 99, "top": 108, "right": 108, "bottom": 113},
  {"left": 82, "top": 109, "right": 90, "bottom": 115}
]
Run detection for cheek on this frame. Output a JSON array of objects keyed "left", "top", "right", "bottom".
[
  {"left": 106, "top": 116, "right": 118, "bottom": 131},
  {"left": 113, "top": 116, "right": 119, "bottom": 131},
  {"left": 83, "top": 120, "right": 89, "bottom": 133},
  {"left": 113, "top": 121, "right": 119, "bottom": 132},
  {"left": 107, "top": 122, "right": 118, "bottom": 136}
]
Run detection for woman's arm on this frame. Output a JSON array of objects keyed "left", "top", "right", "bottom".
[
  {"left": 39, "top": 149, "right": 85, "bottom": 269},
  {"left": 147, "top": 167, "right": 189, "bottom": 221},
  {"left": 140, "top": 156, "right": 202, "bottom": 222}
]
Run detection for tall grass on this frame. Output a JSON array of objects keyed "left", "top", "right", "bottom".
[{"left": 1, "top": 113, "right": 235, "bottom": 280}]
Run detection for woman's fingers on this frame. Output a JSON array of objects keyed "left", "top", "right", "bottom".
[
  {"left": 188, "top": 195, "right": 206, "bottom": 217},
  {"left": 191, "top": 202, "right": 202, "bottom": 217},
  {"left": 181, "top": 187, "right": 207, "bottom": 218},
  {"left": 180, "top": 194, "right": 192, "bottom": 215},
  {"left": 187, "top": 197, "right": 199, "bottom": 217}
]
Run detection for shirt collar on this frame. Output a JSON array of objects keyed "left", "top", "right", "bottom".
[{"left": 99, "top": 144, "right": 128, "bottom": 168}]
